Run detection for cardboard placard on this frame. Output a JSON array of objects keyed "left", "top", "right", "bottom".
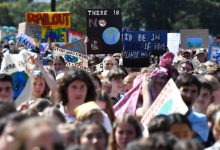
[
  {"left": 122, "top": 29, "right": 167, "bottom": 67},
  {"left": 26, "top": 12, "right": 71, "bottom": 42},
  {"left": 86, "top": 9, "right": 122, "bottom": 54},
  {"left": 141, "top": 79, "right": 188, "bottom": 128},
  {"left": 180, "top": 29, "right": 209, "bottom": 49},
  {"left": 53, "top": 46, "right": 89, "bottom": 69},
  {"left": 60, "top": 39, "right": 86, "bottom": 55},
  {"left": 18, "top": 22, "right": 41, "bottom": 37}
]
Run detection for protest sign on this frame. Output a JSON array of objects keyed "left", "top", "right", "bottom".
[
  {"left": 141, "top": 78, "right": 188, "bottom": 128},
  {"left": 167, "top": 33, "right": 180, "bottom": 62},
  {"left": 122, "top": 29, "right": 167, "bottom": 67},
  {"left": 69, "top": 29, "right": 83, "bottom": 43},
  {"left": 16, "top": 33, "right": 36, "bottom": 49},
  {"left": 60, "top": 39, "right": 86, "bottom": 55},
  {"left": 208, "top": 45, "right": 220, "bottom": 64},
  {"left": 26, "top": 12, "right": 71, "bottom": 42},
  {"left": 0, "top": 51, "right": 36, "bottom": 105},
  {"left": 180, "top": 29, "right": 209, "bottom": 49},
  {"left": 53, "top": 46, "right": 89, "bottom": 69},
  {"left": 0, "top": 30, "right": 3, "bottom": 41},
  {"left": 86, "top": 9, "right": 122, "bottom": 54},
  {"left": 18, "top": 22, "right": 41, "bottom": 38}
]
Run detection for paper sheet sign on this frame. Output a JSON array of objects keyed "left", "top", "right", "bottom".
[{"left": 141, "top": 78, "right": 188, "bottom": 128}]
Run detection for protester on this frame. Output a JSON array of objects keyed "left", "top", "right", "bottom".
[
  {"left": 0, "top": 73, "right": 14, "bottom": 102},
  {"left": 75, "top": 120, "right": 108, "bottom": 150},
  {"left": 108, "top": 114, "right": 142, "bottom": 150}
]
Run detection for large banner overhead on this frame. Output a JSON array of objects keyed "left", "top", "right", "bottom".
[{"left": 86, "top": 9, "right": 122, "bottom": 54}]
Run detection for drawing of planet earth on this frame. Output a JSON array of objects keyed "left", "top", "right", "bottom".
[{"left": 102, "top": 27, "right": 120, "bottom": 45}]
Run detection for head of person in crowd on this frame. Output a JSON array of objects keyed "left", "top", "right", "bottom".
[
  {"left": 57, "top": 68, "right": 96, "bottom": 122},
  {"left": 88, "top": 55, "right": 101, "bottom": 72},
  {"left": 0, "top": 101, "right": 16, "bottom": 119},
  {"left": 0, "top": 112, "right": 28, "bottom": 150},
  {"left": 126, "top": 132, "right": 178, "bottom": 150},
  {"left": 193, "top": 80, "right": 213, "bottom": 114},
  {"left": 199, "top": 74, "right": 220, "bottom": 103},
  {"left": 178, "top": 49, "right": 193, "bottom": 60},
  {"left": 173, "top": 139, "right": 203, "bottom": 150},
  {"left": 123, "top": 73, "right": 138, "bottom": 92},
  {"left": 91, "top": 73, "right": 102, "bottom": 95},
  {"left": 32, "top": 69, "right": 50, "bottom": 99},
  {"left": 13, "top": 117, "right": 64, "bottom": 150},
  {"left": 75, "top": 120, "right": 108, "bottom": 150},
  {"left": 0, "top": 73, "right": 14, "bottom": 102},
  {"left": 167, "top": 113, "right": 194, "bottom": 140},
  {"left": 194, "top": 63, "right": 208, "bottom": 75},
  {"left": 107, "top": 67, "right": 126, "bottom": 103},
  {"left": 101, "top": 78, "right": 112, "bottom": 94},
  {"left": 57, "top": 123, "right": 76, "bottom": 147},
  {"left": 177, "top": 60, "right": 194, "bottom": 74},
  {"left": 206, "top": 102, "right": 220, "bottom": 129},
  {"left": 176, "top": 73, "right": 201, "bottom": 108},
  {"left": 194, "top": 48, "right": 207, "bottom": 63},
  {"left": 148, "top": 114, "right": 169, "bottom": 135},
  {"left": 42, "top": 107, "right": 66, "bottom": 124},
  {"left": 96, "top": 91, "right": 115, "bottom": 124},
  {"left": 102, "top": 55, "right": 117, "bottom": 71},
  {"left": 29, "top": 98, "right": 53, "bottom": 113},
  {"left": 74, "top": 101, "right": 103, "bottom": 124},
  {"left": 210, "top": 111, "right": 220, "bottom": 142},
  {"left": 8, "top": 40, "right": 17, "bottom": 53},
  {"left": 52, "top": 55, "right": 66, "bottom": 76},
  {"left": 109, "top": 114, "right": 142, "bottom": 150},
  {"left": 65, "top": 145, "right": 93, "bottom": 150}
]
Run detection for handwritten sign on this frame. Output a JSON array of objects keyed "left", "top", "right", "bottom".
[
  {"left": 141, "top": 79, "right": 188, "bottom": 129},
  {"left": 53, "top": 46, "right": 89, "bottom": 69},
  {"left": 167, "top": 33, "right": 180, "bottom": 62},
  {"left": 16, "top": 33, "right": 36, "bottom": 49},
  {"left": 86, "top": 9, "right": 122, "bottom": 54},
  {"left": 122, "top": 29, "right": 167, "bottom": 67},
  {"left": 60, "top": 39, "right": 86, "bottom": 54},
  {"left": 0, "top": 51, "right": 36, "bottom": 102},
  {"left": 26, "top": 12, "right": 71, "bottom": 42}
]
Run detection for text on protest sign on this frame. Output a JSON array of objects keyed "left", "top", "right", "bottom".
[
  {"left": 16, "top": 33, "right": 36, "bottom": 49},
  {"left": 60, "top": 39, "right": 86, "bottom": 55},
  {"left": 26, "top": 12, "right": 71, "bottom": 42},
  {"left": 86, "top": 9, "right": 122, "bottom": 54},
  {"left": 53, "top": 46, "right": 89, "bottom": 69},
  {"left": 122, "top": 29, "right": 167, "bottom": 67},
  {"left": 141, "top": 79, "right": 188, "bottom": 128}
]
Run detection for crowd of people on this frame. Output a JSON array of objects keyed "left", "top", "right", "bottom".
[{"left": 0, "top": 39, "right": 220, "bottom": 150}]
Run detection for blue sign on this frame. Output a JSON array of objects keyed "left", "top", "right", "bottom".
[{"left": 122, "top": 29, "right": 167, "bottom": 67}]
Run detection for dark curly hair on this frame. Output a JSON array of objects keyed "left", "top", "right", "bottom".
[{"left": 57, "top": 68, "right": 96, "bottom": 106}]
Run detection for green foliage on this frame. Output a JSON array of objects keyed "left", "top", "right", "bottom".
[{"left": 1, "top": 0, "right": 220, "bottom": 35}]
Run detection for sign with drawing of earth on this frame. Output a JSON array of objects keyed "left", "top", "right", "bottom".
[
  {"left": 102, "top": 27, "right": 120, "bottom": 45},
  {"left": 86, "top": 9, "right": 122, "bottom": 54}
]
